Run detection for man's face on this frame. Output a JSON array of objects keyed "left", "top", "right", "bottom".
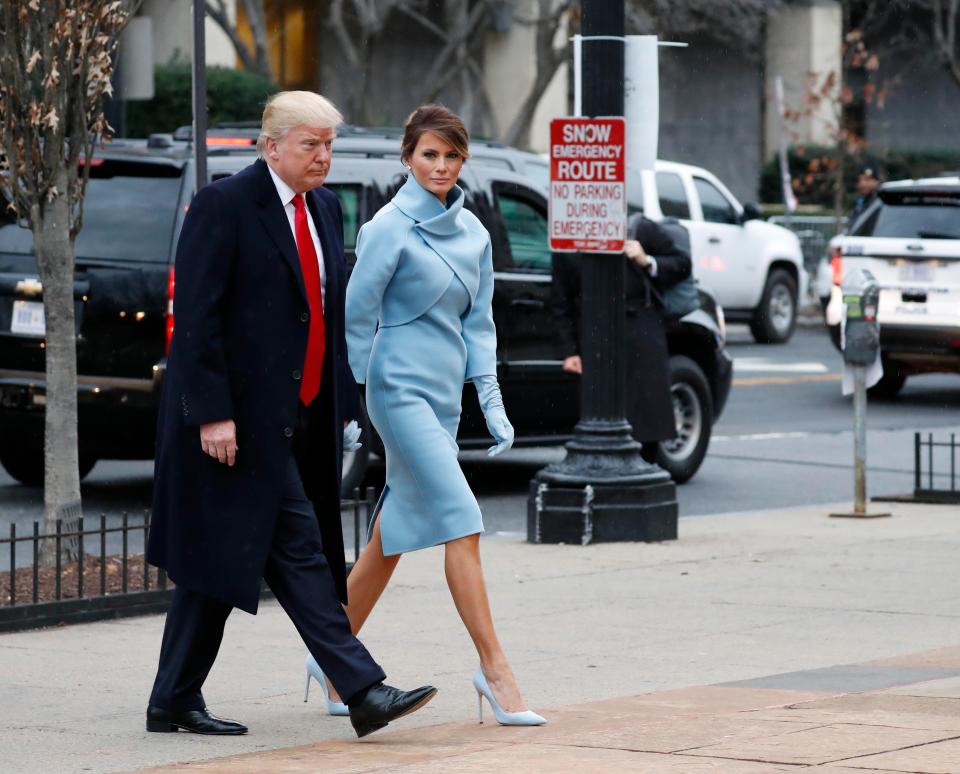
[
  {"left": 857, "top": 173, "right": 879, "bottom": 196},
  {"left": 266, "top": 125, "right": 335, "bottom": 193}
]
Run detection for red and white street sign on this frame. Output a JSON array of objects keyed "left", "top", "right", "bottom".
[{"left": 549, "top": 117, "right": 627, "bottom": 253}]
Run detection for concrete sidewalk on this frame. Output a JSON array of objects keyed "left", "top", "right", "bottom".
[
  {"left": 2, "top": 500, "right": 960, "bottom": 772},
  {"left": 139, "top": 645, "right": 960, "bottom": 773}
]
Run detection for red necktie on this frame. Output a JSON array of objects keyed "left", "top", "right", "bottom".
[{"left": 293, "top": 194, "right": 325, "bottom": 405}]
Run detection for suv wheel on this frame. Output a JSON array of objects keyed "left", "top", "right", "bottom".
[
  {"left": 340, "top": 395, "right": 371, "bottom": 498},
  {"left": 750, "top": 269, "right": 798, "bottom": 344},
  {"left": 0, "top": 446, "right": 97, "bottom": 487},
  {"left": 645, "top": 355, "right": 714, "bottom": 484}
]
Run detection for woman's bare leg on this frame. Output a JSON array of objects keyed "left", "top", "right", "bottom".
[
  {"left": 444, "top": 533, "right": 527, "bottom": 711},
  {"left": 325, "top": 519, "right": 401, "bottom": 703}
]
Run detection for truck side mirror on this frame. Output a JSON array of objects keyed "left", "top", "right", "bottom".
[{"left": 741, "top": 202, "right": 763, "bottom": 222}]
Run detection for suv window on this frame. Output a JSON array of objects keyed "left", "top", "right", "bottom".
[
  {"left": 0, "top": 160, "right": 183, "bottom": 262},
  {"left": 327, "top": 184, "right": 361, "bottom": 248},
  {"left": 853, "top": 199, "right": 960, "bottom": 239},
  {"left": 656, "top": 172, "right": 690, "bottom": 219},
  {"left": 495, "top": 190, "right": 551, "bottom": 272},
  {"left": 694, "top": 177, "right": 738, "bottom": 225}
]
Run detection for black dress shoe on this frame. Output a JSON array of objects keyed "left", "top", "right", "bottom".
[
  {"left": 348, "top": 682, "right": 437, "bottom": 738},
  {"left": 146, "top": 705, "right": 248, "bottom": 735}
]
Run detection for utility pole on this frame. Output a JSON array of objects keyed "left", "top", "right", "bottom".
[{"left": 528, "top": 0, "right": 678, "bottom": 544}]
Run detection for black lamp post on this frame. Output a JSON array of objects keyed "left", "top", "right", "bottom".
[{"left": 527, "top": 0, "right": 678, "bottom": 544}]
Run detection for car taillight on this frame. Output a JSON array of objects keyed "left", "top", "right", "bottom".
[
  {"left": 830, "top": 247, "right": 843, "bottom": 285},
  {"left": 164, "top": 266, "right": 175, "bottom": 355}
]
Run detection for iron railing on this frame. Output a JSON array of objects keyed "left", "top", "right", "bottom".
[
  {"left": 0, "top": 487, "right": 378, "bottom": 632},
  {"left": 914, "top": 433, "right": 960, "bottom": 504}
]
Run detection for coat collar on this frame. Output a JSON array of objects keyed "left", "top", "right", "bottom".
[
  {"left": 391, "top": 173, "right": 465, "bottom": 236},
  {"left": 390, "top": 171, "right": 486, "bottom": 309}
]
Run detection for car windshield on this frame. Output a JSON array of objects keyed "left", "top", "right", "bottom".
[
  {"left": 853, "top": 199, "right": 960, "bottom": 239},
  {"left": 0, "top": 160, "right": 183, "bottom": 263}
]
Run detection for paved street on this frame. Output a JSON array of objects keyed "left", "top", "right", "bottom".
[{"left": 1, "top": 324, "right": 958, "bottom": 544}]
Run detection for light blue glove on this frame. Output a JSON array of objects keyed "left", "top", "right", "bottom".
[
  {"left": 343, "top": 420, "right": 362, "bottom": 452},
  {"left": 473, "top": 375, "right": 514, "bottom": 457}
]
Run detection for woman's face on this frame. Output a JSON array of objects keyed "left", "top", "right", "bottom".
[{"left": 407, "top": 131, "right": 464, "bottom": 203}]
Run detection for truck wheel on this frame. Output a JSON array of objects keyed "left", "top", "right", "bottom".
[
  {"left": 750, "top": 269, "right": 798, "bottom": 344},
  {"left": 340, "top": 394, "right": 371, "bottom": 498},
  {"left": 652, "top": 355, "right": 714, "bottom": 484},
  {"left": 0, "top": 445, "right": 97, "bottom": 487}
]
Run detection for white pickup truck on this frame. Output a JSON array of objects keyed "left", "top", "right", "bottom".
[{"left": 635, "top": 161, "right": 807, "bottom": 343}]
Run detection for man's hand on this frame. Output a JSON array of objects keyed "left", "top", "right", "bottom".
[
  {"left": 624, "top": 239, "right": 650, "bottom": 268},
  {"left": 200, "top": 419, "right": 237, "bottom": 466},
  {"left": 562, "top": 355, "right": 582, "bottom": 374}
]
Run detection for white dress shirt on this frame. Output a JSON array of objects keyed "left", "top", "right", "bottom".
[{"left": 267, "top": 164, "right": 326, "bottom": 306}]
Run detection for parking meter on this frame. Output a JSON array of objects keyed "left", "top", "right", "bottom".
[{"left": 841, "top": 268, "right": 880, "bottom": 366}]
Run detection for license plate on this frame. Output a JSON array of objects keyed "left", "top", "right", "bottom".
[
  {"left": 10, "top": 300, "right": 45, "bottom": 336},
  {"left": 898, "top": 262, "right": 935, "bottom": 283}
]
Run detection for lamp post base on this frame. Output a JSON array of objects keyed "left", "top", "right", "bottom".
[{"left": 527, "top": 420, "right": 678, "bottom": 544}]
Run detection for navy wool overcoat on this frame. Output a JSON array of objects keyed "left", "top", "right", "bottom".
[{"left": 148, "top": 159, "right": 357, "bottom": 614}]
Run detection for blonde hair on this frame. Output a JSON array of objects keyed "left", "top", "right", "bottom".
[{"left": 257, "top": 91, "right": 344, "bottom": 157}]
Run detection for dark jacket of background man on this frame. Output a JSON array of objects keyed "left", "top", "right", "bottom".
[{"left": 551, "top": 215, "right": 692, "bottom": 444}]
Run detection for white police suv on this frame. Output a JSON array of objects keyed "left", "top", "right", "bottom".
[{"left": 824, "top": 177, "right": 960, "bottom": 397}]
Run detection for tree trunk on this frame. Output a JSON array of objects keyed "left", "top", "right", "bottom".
[{"left": 31, "top": 168, "right": 82, "bottom": 565}]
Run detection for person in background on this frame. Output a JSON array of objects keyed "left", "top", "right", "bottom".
[
  {"left": 849, "top": 165, "right": 882, "bottom": 225},
  {"left": 551, "top": 213, "right": 692, "bottom": 463}
]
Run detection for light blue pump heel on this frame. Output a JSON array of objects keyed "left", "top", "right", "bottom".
[
  {"left": 304, "top": 654, "right": 350, "bottom": 716},
  {"left": 473, "top": 667, "right": 546, "bottom": 726}
]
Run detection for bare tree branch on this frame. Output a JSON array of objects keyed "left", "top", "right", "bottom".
[{"left": 205, "top": 0, "right": 272, "bottom": 79}]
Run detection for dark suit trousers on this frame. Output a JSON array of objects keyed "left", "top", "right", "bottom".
[{"left": 149, "top": 455, "right": 385, "bottom": 711}]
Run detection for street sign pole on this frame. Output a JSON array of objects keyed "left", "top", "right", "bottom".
[{"left": 528, "top": 0, "right": 678, "bottom": 545}]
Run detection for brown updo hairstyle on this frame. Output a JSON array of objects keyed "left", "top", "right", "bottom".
[{"left": 400, "top": 104, "right": 471, "bottom": 165}]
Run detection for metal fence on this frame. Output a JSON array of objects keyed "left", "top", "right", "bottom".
[
  {"left": 0, "top": 487, "right": 379, "bottom": 632},
  {"left": 769, "top": 215, "right": 847, "bottom": 277},
  {"left": 914, "top": 433, "right": 960, "bottom": 504}
]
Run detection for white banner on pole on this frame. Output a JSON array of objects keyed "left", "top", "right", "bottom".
[{"left": 624, "top": 35, "right": 659, "bottom": 174}]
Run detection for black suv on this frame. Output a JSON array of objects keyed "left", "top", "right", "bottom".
[{"left": 0, "top": 131, "right": 732, "bottom": 490}]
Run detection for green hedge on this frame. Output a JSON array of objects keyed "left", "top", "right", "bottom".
[
  {"left": 125, "top": 56, "right": 277, "bottom": 138},
  {"left": 759, "top": 145, "right": 960, "bottom": 210}
]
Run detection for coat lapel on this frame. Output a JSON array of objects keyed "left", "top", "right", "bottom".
[
  {"left": 306, "top": 191, "right": 340, "bottom": 350},
  {"left": 253, "top": 159, "right": 307, "bottom": 303}
]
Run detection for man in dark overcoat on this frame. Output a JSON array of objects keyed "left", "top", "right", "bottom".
[
  {"left": 551, "top": 214, "right": 692, "bottom": 449},
  {"left": 146, "top": 91, "right": 435, "bottom": 738}
]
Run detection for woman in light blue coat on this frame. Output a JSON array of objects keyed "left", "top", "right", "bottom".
[{"left": 304, "top": 106, "right": 544, "bottom": 726}]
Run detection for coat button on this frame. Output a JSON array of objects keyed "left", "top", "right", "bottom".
[
  {"left": 292, "top": 369, "right": 302, "bottom": 381},
  {"left": 300, "top": 311, "right": 309, "bottom": 323},
  {"left": 283, "top": 426, "right": 293, "bottom": 438}
]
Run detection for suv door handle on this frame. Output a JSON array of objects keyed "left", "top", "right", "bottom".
[
  {"left": 707, "top": 236, "right": 721, "bottom": 244},
  {"left": 511, "top": 298, "right": 545, "bottom": 309}
]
